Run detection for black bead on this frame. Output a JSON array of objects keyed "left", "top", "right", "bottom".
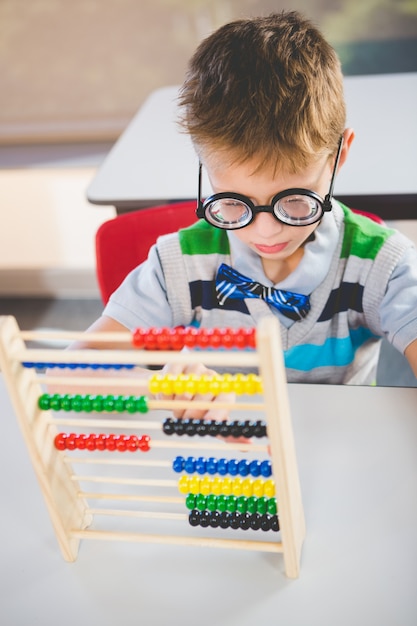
[
  {"left": 239, "top": 513, "right": 251, "bottom": 530},
  {"left": 260, "top": 514, "right": 271, "bottom": 531},
  {"left": 162, "top": 418, "right": 175, "bottom": 435},
  {"left": 229, "top": 512, "right": 241, "bottom": 530},
  {"left": 174, "top": 419, "right": 186, "bottom": 435},
  {"left": 249, "top": 513, "right": 262, "bottom": 530},
  {"left": 218, "top": 422, "right": 231, "bottom": 437},
  {"left": 241, "top": 421, "right": 255, "bottom": 438},
  {"left": 219, "top": 512, "right": 230, "bottom": 529},
  {"left": 189, "top": 510, "right": 201, "bottom": 527},
  {"left": 196, "top": 420, "right": 208, "bottom": 436},
  {"left": 199, "top": 510, "right": 211, "bottom": 527},
  {"left": 270, "top": 515, "right": 280, "bottom": 532},
  {"left": 184, "top": 418, "right": 198, "bottom": 436},
  {"left": 209, "top": 510, "right": 221, "bottom": 528},
  {"left": 229, "top": 421, "right": 242, "bottom": 437},
  {"left": 253, "top": 421, "right": 267, "bottom": 438},
  {"left": 208, "top": 420, "right": 221, "bottom": 436}
]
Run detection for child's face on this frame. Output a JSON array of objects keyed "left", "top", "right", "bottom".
[{"left": 203, "top": 152, "right": 336, "bottom": 280}]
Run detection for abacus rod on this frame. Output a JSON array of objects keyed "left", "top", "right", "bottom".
[
  {"left": 20, "top": 330, "right": 132, "bottom": 343},
  {"left": 71, "top": 529, "right": 284, "bottom": 553},
  {"left": 87, "top": 508, "right": 187, "bottom": 521},
  {"left": 17, "top": 348, "right": 260, "bottom": 368},
  {"left": 51, "top": 417, "right": 159, "bottom": 429},
  {"left": 81, "top": 492, "right": 183, "bottom": 504},
  {"left": 72, "top": 475, "right": 178, "bottom": 488},
  {"left": 68, "top": 457, "right": 171, "bottom": 468}
]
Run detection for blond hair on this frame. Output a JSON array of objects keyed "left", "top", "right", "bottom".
[{"left": 178, "top": 11, "right": 345, "bottom": 172}]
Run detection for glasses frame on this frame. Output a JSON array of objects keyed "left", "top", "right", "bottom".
[{"left": 196, "top": 136, "right": 344, "bottom": 229}]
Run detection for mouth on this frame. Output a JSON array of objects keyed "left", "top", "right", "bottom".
[{"left": 254, "top": 242, "right": 289, "bottom": 254}]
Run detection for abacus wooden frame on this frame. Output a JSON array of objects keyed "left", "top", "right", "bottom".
[{"left": 0, "top": 315, "right": 305, "bottom": 578}]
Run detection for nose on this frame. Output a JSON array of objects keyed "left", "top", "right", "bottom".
[{"left": 251, "top": 211, "right": 284, "bottom": 237}]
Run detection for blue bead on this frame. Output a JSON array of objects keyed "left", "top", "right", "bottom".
[
  {"left": 184, "top": 456, "right": 196, "bottom": 473},
  {"left": 260, "top": 460, "right": 272, "bottom": 477},
  {"left": 22, "top": 362, "right": 34, "bottom": 368},
  {"left": 217, "top": 458, "right": 229, "bottom": 475},
  {"left": 227, "top": 459, "right": 239, "bottom": 476},
  {"left": 238, "top": 459, "right": 250, "bottom": 476},
  {"left": 249, "top": 460, "right": 261, "bottom": 477},
  {"left": 195, "top": 456, "right": 207, "bottom": 475},
  {"left": 206, "top": 457, "right": 218, "bottom": 474},
  {"left": 172, "top": 456, "right": 185, "bottom": 472}
]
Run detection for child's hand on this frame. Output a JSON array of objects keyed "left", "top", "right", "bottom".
[{"left": 157, "top": 362, "right": 235, "bottom": 421}]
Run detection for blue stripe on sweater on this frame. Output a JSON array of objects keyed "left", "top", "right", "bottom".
[{"left": 284, "top": 327, "right": 377, "bottom": 371}]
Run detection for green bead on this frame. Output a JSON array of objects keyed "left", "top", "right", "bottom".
[
  {"left": 247, "top": 496, "right": 257, "bottom": 514},
  {"left": 267, "top": 498, "right": 277, "bottom": 515},
  {"left": 136, "top": 396, "right": 149, "bottom": 413},
  {"left": 102, "top": 395, "right": 116, "bottom": 411},
  {"left": 217, "top": 495, "right": 227, "bottom": 512},
  {"left": 206, "top": 494, "right": 217, "bottom": 511},
  {"left": 60, "top": 394, "right": 73, "bottom": 411},
  {"left": 226, "top": 495, "right": 237, "bottom": 512},
  {"left": 196, "top": 494, "right": 207, "bottom": 511},
  {"left": 113, "top": 396, "right": 126, "bottom": 412},
  {"left": 91, "top": 395, "right": 104, "bottom": 411},
  {"left": 50, "top": 394, "right": 62, "bottom": 411},
  {"left": 81, "top": 395, "right": 93, "bottom": 412},
  {"left": 236, "top": 496, "right": 248, "bottom": 514},
  {"left": 257, "top": 496, "right": 268, "bottom": 515},
  {"left": 124, "top": 396, "right": 137, "bottom": 413},
  {"left": 38, "top": 394, "right": 51, "bottom": 410},
  {"left": 185, "top": 493, "right": 196, "bottom": 510},
  {"left": 71, "top": 394, "right": 84, "bottom": 412}
]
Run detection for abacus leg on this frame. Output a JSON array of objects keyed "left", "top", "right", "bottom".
[
  {"left": 0, "top": 316, "right": 91, "bottom": 562},
  {"left": 256, "top": 316, "right": 306, "bottom": 578}
]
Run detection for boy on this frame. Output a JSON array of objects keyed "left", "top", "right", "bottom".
[{"left": 80, "top": 11, "right": 417, "bottom": 395}]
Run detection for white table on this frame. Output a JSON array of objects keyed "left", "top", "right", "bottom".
[
  {"left": 87, "top": 74, "right": 417, "bottom": 218},
  {"left": 1, "top": 376, "right": 417, "bottom": 626}
]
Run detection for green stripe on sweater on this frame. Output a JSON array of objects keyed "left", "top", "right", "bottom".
[
  {"left": 340, "top": 204, "right": 394, "bottom": 260},
  {"left": 179, "top": 221, "right": 230, "bottom": 255}
]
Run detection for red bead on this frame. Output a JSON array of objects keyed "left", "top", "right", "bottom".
[
  {"left": 105, "top": 434, "right": 117, "bottom": 451},
  {"left": 126, "top": 435, "right": 139, "bottom": 451},
  {"left": 138, "top": 434, "right": 151, "bottom": 451},
  {"left": 75, "top": 434, "right": 88, "bottom": 450},
  {"left": 196, "top": 330, "right": 211, "bottom": 348},
  {"left": 54, "top": 433, "right": 67, "bottom": 450},
  {"left": 221, "top": 330, "right": 235, "bottom": 349},
  {"left": 132, "top": 327, "right": 147, "bottom": 348},
  {"left": 183, "top": 328, "right": 198, "bottom": 348},
  {"left": 95, "top": 434, "right": 107, "bottom": 450},
  {"left": 65, "top": 433, "right": 77, "bottom": 450},
  {"left": 85, "top": 434, "right": 97, "bottom": 451}
]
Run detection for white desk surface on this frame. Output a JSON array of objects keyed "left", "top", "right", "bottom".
[
  {"left": 1, "top": 377, "right": 417, "bottom": 626},
  {"left": 87, "top": 74, "right": 417, "bottom": 212}
]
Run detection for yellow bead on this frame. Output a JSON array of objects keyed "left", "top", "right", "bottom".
[
  {"left": 148, "top": 374, "right": 163, "bottom": 394},
  {"left": 209, "top": 376, "right": 222, "bottom": 395},
  {"left": 160, "top": 376, "right": 174, "bottom": 395},
  {"left": 189, "top": 476, "right": 200, "bottom": 493},
  {"left": 196, "top": 375, "right": 211, "bottom": 394},
  {"left": 178, "top": 476, "right": 189, "bottom": 494},
  {"left": 184, "top": 375, "right": 198, "bottom": 395},
  {"left": 241, "top": 478, "right": 254, "bottom": 497},
  {"left": 172, "top": 374, "right": 187, "bottom": 395},
  {"left": 221, "top": 477, "right": 232, "bottom": 495},
  {"left": 264, "top": 479, "right": 275, "bottom": 498},
  {"left": 200, "top": 477, "right": 212, "bottom": 495},
  {"left": 231, "top": 477, "right": 243, "bottom": 496},
  {"left": 233, "top": 373, "right": 246, "bottom": 395},
  {"left": 253, "top": 478, "right": 265, "bottom": 497},
  {"left": 211, "top": 477, "right": 223, "bottom": 495}
]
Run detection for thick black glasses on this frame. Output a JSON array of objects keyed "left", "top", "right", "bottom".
[{"left": 196, "top": 137, "right": 343, "bottom": 229}]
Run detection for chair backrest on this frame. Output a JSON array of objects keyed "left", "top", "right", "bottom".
[{"left": 95, "top": 200, "right": 197, "bottom": 304}]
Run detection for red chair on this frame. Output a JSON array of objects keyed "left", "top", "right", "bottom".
[{"left": 95, "top": 201, "right": 197, "bottom": 304}]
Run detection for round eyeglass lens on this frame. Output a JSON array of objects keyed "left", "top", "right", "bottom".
[
  {"left": 206, "top": 198, "right": 252, "bottom": 228},
  {"left": 275, "top": 195, "right": 322, "bottom": 225}
]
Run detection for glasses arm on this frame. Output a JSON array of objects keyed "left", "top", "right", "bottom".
[{"left": 323, "top": 136, "right": 344, "bottom": 212}]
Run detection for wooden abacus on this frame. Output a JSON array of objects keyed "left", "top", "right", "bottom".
[{"left": 0, "top": 315, "right": 305, "bottom": 578}]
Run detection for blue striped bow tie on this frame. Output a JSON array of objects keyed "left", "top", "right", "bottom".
[{"left": 215, "top": 263, "right": 310, "bottom": 321}]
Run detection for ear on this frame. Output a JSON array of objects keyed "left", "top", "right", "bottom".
[{"left": 337, "top": 128, "right": 355, "bottom": 170}]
